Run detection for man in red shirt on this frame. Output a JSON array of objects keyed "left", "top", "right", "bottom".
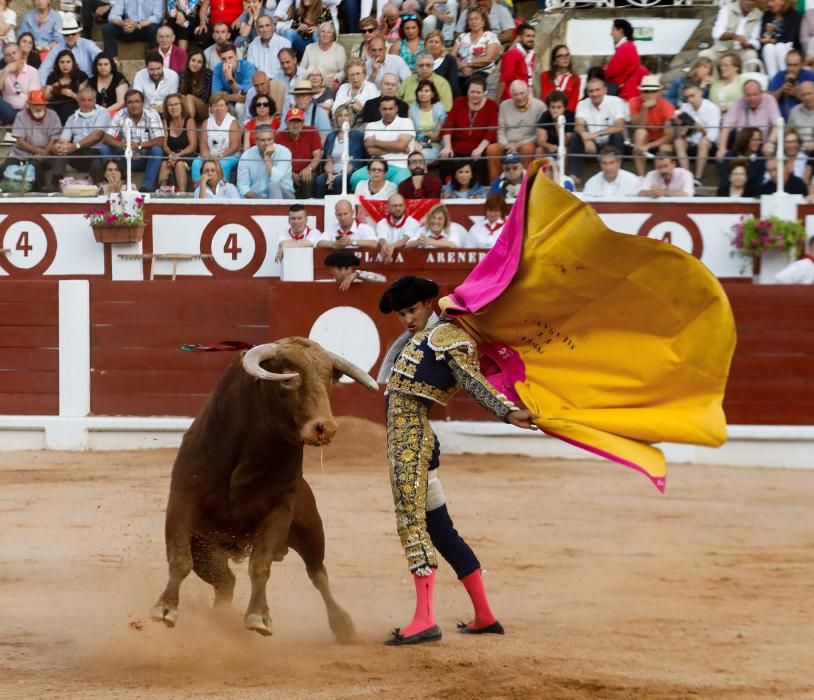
[
  {"left": 496, "top": 24, "right": 536, "bottom": 103},
  {"left": 398, "top": 151, "right": 443, "bottom": 199},
  {"left": 439, "top": 75, "right": 499, "bottom": 186},
  {"left": 630, "top": 75, "right": 676, "bottom": 177},
  {"left": 275, "top": 107, "right": 322, "bottom": 198}
]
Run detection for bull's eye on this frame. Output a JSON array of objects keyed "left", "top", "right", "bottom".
[{"left": 280, "top": 376, "right": 300, "bottom": 390}]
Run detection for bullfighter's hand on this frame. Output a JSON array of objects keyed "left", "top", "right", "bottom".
[{"left": 506, "top": 409, "right": 539, "bottom": 430}]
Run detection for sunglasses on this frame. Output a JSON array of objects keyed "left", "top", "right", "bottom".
[
  {"left": 402, "top": 13, "right": 418, "bottom": 20},
  {"left": 256, "top": 101, "right": 271, "bottom": 107},
  {"left": 361, "top": 27, "right": 376, "bottom": 33}
]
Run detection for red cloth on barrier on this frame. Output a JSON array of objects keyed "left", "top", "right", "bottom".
[{"left": 358, "top": 197, "right": 440, "bottom": 224}]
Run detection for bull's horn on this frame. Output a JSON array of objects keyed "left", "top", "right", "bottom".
[
  {"left": 329, "top": 352, "right": 379, "bottom": 392},
  {"left": 242, "top": 344, "right": 299, "bottom": 381}
]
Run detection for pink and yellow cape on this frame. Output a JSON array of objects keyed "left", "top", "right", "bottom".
[{"left": 441, "top": 167, "right": 736, "bottom": 492}]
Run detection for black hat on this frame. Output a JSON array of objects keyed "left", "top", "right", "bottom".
[
  {"left": 324, "top": 251, "right": 361, "bottom": 268},
  {"left": 379, "top": 276, "right": 439, "bottom": 314}
]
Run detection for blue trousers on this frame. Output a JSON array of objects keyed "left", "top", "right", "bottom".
[
  {"left": 0, "top": 98, "right": 19, "bottom": 126},
  {"left": 99, "top": 144, "right": 163, "bottom": 190},
  {"left": 283, "top": 28, "right": 317, "bottom": 60}
]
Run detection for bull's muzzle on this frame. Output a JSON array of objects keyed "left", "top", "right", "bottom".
[{"left": 301, "top": 418, "right": 338, "bottom": 446}]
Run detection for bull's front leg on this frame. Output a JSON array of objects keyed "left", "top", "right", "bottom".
[
  {"left": 244, "top": 496, "right": 295, "bottom": 636},
  {"left": 151, "top": 495, "right": 196, "bottom": 628}
]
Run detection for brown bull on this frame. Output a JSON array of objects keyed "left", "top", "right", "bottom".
[{"left": 151, "top": 337, "right": 377, "bottom": 641}]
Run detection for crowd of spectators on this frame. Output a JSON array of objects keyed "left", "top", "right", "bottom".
[{"left": 2, "top": 0, "right": 814, "bottom": 200}]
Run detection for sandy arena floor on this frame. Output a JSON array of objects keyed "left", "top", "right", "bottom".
[{"left": 0, "top": 419, "right": 812, "bottom": 700}]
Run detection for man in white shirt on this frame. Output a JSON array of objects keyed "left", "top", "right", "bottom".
[
  {"left": 674, "top": 82, "right": 721, "bottom": 186},
  {"left": 703, "top": 0, "right": 761, "bottom": 66},
  {"left": 53, "top": 86, "right": 110, "bottom": 183},
  {"left": 466, "top": 194, "right": 507, "bottom": 249},
  {"left": 322, "top": 199, "right": 378, "bottom": 249},
  {"left": 376, "top": 194, "right": 420, "bottom": 261},
  {"left": 246, "top": 15, "right": 291, "bottom": 78},
  {"left": 352, "top": 95, "right": 416, "bottom": 189},
  {"left": 275, "top": 203, "right": 323, "bottom": 262},
  {"left": 132, "top": 51, "right": 179, "bottom": 113},
  {"left": 582, "top": 145, "right": 642, "bottom": 197},
  {"left": 775, "top": 235, "right": 814, "bottom": 284},
  {"left": 365, "top": 36, "right": 410, "bottom": 89},
  {"left": 569, "top": 77, "right": 627, "bottom": 181}
]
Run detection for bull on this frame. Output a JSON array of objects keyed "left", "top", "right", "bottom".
[{"left": 150, "top": 337, "right": 377, "bottom": 642}]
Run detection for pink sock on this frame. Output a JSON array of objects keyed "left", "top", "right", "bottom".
[
  {"left": 400, "top": 569, "right": 436, "bottom": 637},
  {"left": 461, "top": 569, "right": 497, "bottom": 630}
]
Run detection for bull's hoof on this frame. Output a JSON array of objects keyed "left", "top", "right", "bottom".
[
  {"left": 245, "top": 613, "right": 273, "bottom": 636},
  {"left": 330, "top": 609, "right": 357, "bottom": 645},
  {"left": 150, "top": 604, "right": 178, "bottom": 628}
]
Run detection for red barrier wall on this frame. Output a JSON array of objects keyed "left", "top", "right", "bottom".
[{"left": 0, "top": 282, "right": 59, "bottom": 415}]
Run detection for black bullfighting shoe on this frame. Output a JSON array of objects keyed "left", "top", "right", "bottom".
[
  {"left": 457, "top": 620, "right": 505, "bottom": 635},
  {"left": 384, "top": 625, "right": 443, "bottom": 646}
]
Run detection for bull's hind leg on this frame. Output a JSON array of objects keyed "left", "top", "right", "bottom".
[
  {"left": 289, "top": 478, "right": 356, "bottom": 644},
  {"left": 190, "top": 536, "right": 236, "bottom": 609},
  {"left": 151, "top": 496, "right": 195, "bottom": 627},
  {"left": 244, "top": 492, "right": 296, "bottom": 636}
]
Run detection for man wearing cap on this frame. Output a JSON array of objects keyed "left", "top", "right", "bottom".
[
  {"left": 0, "top": 43, "right": 41, "bottom": 126},
  {"left": 398, "top": 151, "right": 443, "bottom": 199},
  {"left": 38, "top": 13, "right": 102, "bottom": 83},
  {"left": 323, "top": 251, "right": 386, "bottom": 291},
  {"left": 325, "top": 199, "right": 378, "bottom": 249},
  {"left": 630, "top": 75, "right": 676, "bottom": 177},
  {"left": 275, "top": 203, "right": 323, "bottom": 262},
  {"left": 275, "top": 107, "right": 322, "bottom": 198},
  {"left": 484, "top": 79, "right": 544, "bottom": 182},
  {"left": 212, "top": 43, "right": 256, "bottom": 120},
  {"left": 132, "top": 51, "right": 180, "bottom": 113},
  {"left": 291, "top": 79, "right": 331, "bottom": 140},
  {"left": 102, "top": 0, "right": 163, "bottom": 60},
  {"left": 100, "top": 88, "right": 164, "bottom": 192},
  {"left": 2, "top": 89, "right": 64, "bottom": 192},
  {"left": 377, "top": 276, "right": 536, "bottom": 646},
  {"left": 236, "top": 123, "right": 294, "bottom": 199},
  {"left": 247, "top": 15, "right": 292, "bottom": 78},
  {"left": 489, "top": 153, "right": 526, "bottom": 200},
  {"left": 397, "top": 52, "right": 453, "bottom": 112},
  {"left": 53, "top": 86, "right": 110, "bottom": 184}
]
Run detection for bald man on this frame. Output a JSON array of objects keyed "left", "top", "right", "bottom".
[
  {"left": 375, "top": 194, "right": 420, "bottom": 261},
  {"left": 484, "top": 79, "right": 544, "bottom": 181}
]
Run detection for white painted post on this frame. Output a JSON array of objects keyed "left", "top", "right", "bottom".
[
  {"left": 125, "top": 118, "right": 133, "bottom": 192},
  {"left": 341, "top": 121, "right": 350, "bottom": 197},
  {"left": 776, "top": 117, "right": 785, "bottom": 195},
  {"left": 58, "top": 280, "right": 90, "bottom": 418},
  {"left": 557, "top": 114, "right": 566, "bottom": 187}
]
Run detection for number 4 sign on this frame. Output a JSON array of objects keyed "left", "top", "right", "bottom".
[{"left": 0, "top": 221, "right": 50, "bottom": 271}]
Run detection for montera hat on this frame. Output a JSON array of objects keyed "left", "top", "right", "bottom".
[
  {"left": 324, "top": 251, "right": 361, "bottom": 267},
  {"left": 379, "top": 276, "right": 439, "bottom": 314}
]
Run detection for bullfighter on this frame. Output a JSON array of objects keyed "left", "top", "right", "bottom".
[{"left": 377, "top": 275, "right": 536, "bottom": 646}]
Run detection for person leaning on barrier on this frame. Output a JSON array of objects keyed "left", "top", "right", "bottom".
[
  {"left": 100, "top": 88, "right": 165, "bottom": 192},
  {"left": 194, "top": 158, "right": 241, "bottom": 199},
  {"left": 582, "top": 145, "right": 642, "bottom": 198},
  {"left": 568, "top": 76, "right": 626, "bottom": 183},
  {"left": 376, "top": 193, "right": 420, "bottom": 262},
  {"left": 639, "top": 149, "right": 695, "bottom": 198},
  {"left": 407, "top": 203, "right": 464, "bottom": 248},
  {"left": 466, "top": 193, "right": 507, "bottom": 249},
  {"left": 325, "top": 199, "right": 378, "bottom": 250},
  {"left": 53, "top": 86, "right": 110, "bottom": 184},
  {"left": 2, "top": 89, "right": 63, "bottom": 192},
  {"left": 313, "top": 104, "right": 367, "bottom": 198},
  {"left": 275, "top": 202, "right": 324, "bottom": 263},
  {"left": 485, "top": 79, "right": 544, "bottom": 183},
  {"left": 237, "top": 123, "right": 294, "bottom": 199},
  {"left": 324, "top": 251, "right": 387, "bottom": 291},
  {"left": 775, "top": 235, "right": 814, "bottom": 283}
]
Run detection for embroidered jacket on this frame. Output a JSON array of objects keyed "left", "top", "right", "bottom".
[{"left": 385, "top": 321, "right": 518, "bottom": 419}]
